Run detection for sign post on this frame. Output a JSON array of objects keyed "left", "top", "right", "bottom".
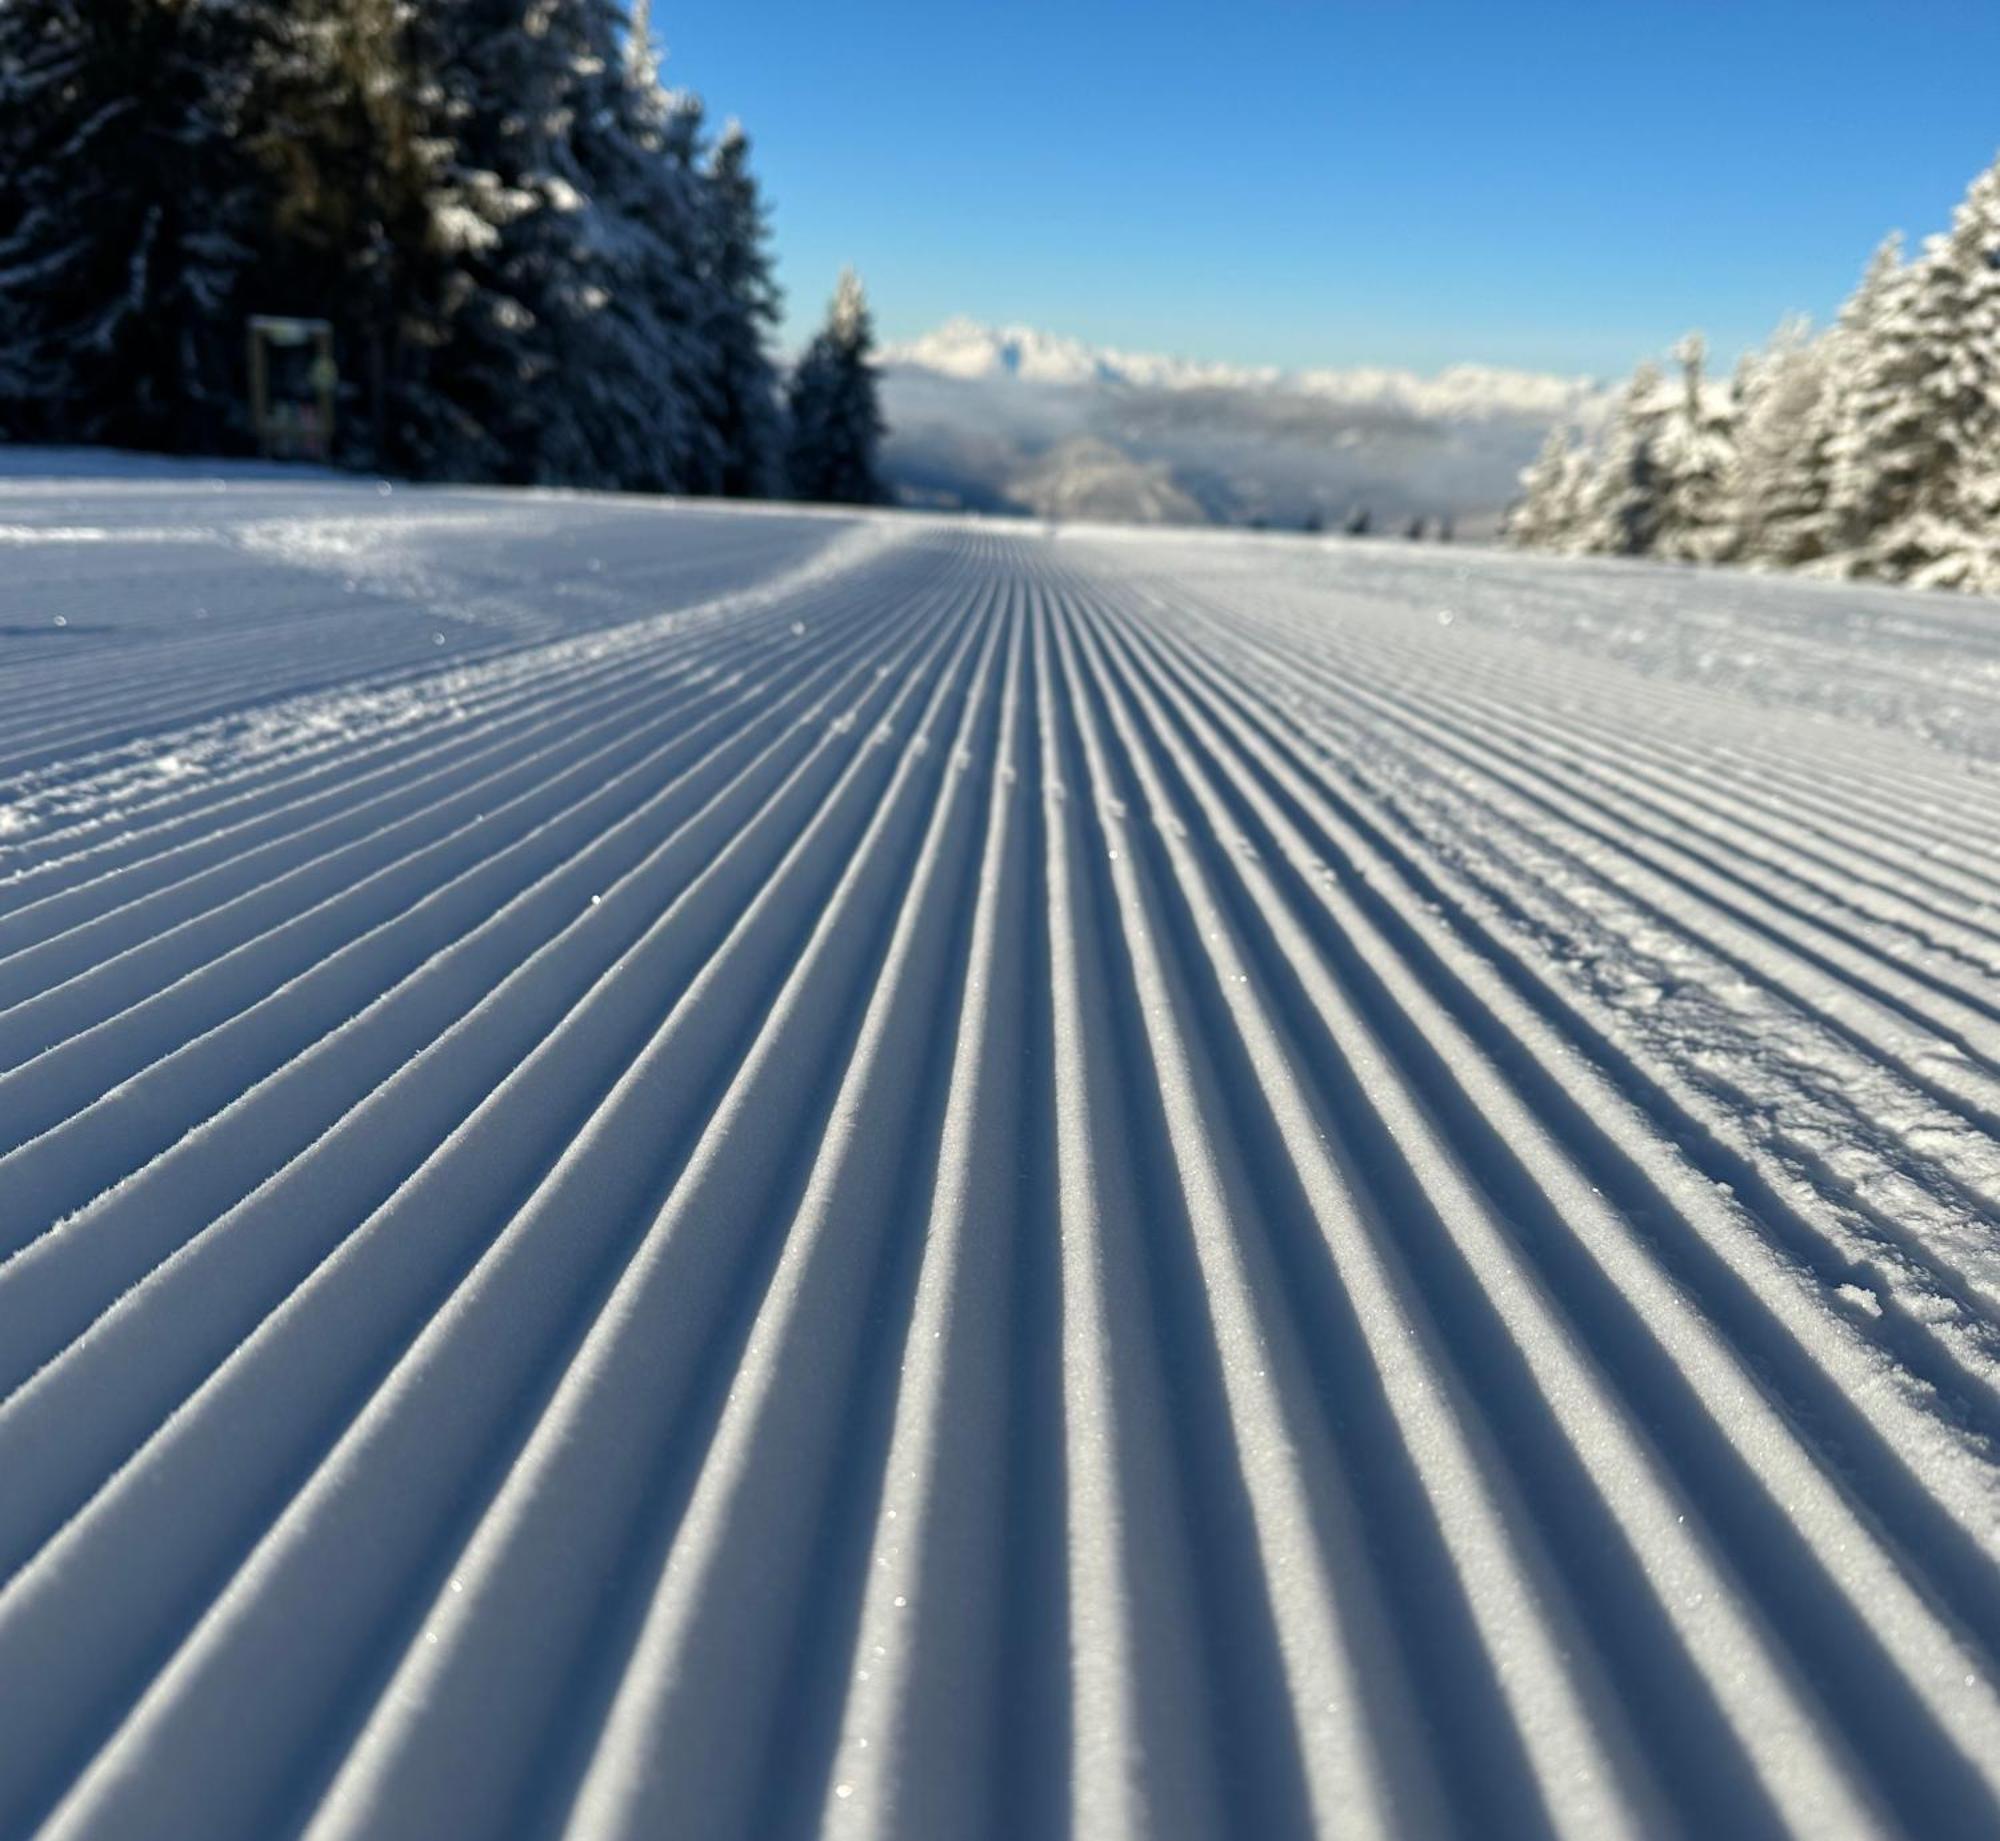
[{"left": 247, "top": 316, "right": 337, "bottom": 461}]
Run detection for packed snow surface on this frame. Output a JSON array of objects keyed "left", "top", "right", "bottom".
[{"left": 5, "top": 467, "right": 2000, "bottom": 1838}]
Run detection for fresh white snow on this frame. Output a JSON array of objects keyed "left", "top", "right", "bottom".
[{"left": 3, "top": 466, "right": 2000, "bottom": 1837}]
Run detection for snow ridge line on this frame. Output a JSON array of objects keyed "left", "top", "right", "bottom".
[{"left": 0, "top": 502, "right": 887, "bottom": 784}]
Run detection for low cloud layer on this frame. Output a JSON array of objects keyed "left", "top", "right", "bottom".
[{"left": 879, "top": 321, "right": 1609, "bottom": 533}]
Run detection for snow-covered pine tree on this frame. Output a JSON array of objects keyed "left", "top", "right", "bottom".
[
  {"left": 416, "top": 0, "right": 609, "bottom": 485},
  {"left": 555, "top": 3, "right": 717, "bottom": 492},
  {"left": 786, "top": 268, "right": 885, "bottom": 504},
  {"left": 1649, "top": 333, "right": 1737, "bottom": 562},
  {"left": 1511, "top": 161, "right": 2000, "bottom": 592},
  {"left": 0, "top": 0, "right": 267, "bottom": 451},
  {"left": 1722, "top": 318, "right": 1835, "bottom": 568},
  {"left": 246, "top": 0, "right": 462, "bottom": 471},
  {"left": 1805, "top": 234, "right": 1905, "bottom": 570},
  {"left": 1816, "top": 176, "right": 2000, "bottom": 588},
  {"left": 356, "top": 0, "right": 520, "bottom": 479},
  {"left": 413, "top": 0, "right": 726, "bottom": 491},
  {"left": 1568, "top": 360, "right": 1670, "bottom": 556},
  {"left": 0, "top": 0, "right": 801, "bottom": 496},
  {"left": 702, "top": 121, "right": 784, "bottom": 498},
  {"left": 1864, "top": 160, "right": 2000, "bottom": 591},
  {"left": 1508, "top": 424, "right": 1591, "bottom": 550}
]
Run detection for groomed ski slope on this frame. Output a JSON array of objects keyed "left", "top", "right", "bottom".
[{"left": 4, "top": 470, "right": 2000, "bottom": 1839}]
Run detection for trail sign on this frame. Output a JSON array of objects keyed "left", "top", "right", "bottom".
[{"left": 247, "top": 316, "right": 337, "bottom": 461}]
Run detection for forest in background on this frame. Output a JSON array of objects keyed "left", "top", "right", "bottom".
[
  {"left": 1511, "top": 152, "right": 2000, "bottom": 594},
  {"left": 0, "top": 0, "right": 884, "bottom": 502}
]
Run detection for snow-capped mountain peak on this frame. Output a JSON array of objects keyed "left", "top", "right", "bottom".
[
  {"left": 882, "top": 317, "right": 1602, "bottom": 421},
  {"left": 883, "top": 318, "right": 1122, "bottom": 387}
]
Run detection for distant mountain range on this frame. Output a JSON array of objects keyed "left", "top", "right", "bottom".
[{"left": 878, "top": 317, "right": 1611, "bottom": 533}]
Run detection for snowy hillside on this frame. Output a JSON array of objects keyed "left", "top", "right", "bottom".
[
  {"left": 4, "top": 465, "right": 2000, "bottom": 1835},
  {"left": 880, "top": 317, "right": 1608, "bottom": 530}
]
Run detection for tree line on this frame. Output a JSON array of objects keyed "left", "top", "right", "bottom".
[
  {"left": 0, "top": 0, "right": 882, "bottom": 502},
  {"left": 1509, "top": 152, "right": 2000, "bottom": 593}
]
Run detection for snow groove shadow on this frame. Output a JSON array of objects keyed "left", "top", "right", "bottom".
[
  {"left": 981, "top": 602, "right": 1076, "bottom": 1841},
  {"left": 1360, "top": 686, "right": 2000, "bottom": 1103},
  {"left": 1062, "top": 590, "right": 1637, "bottom": 1838},
  {"left": 0, "top": 574, "right": 911, "bottom": 1270},
  {"left": 0, "top": 562, "right": 963, "bottom": 1602},
  {"left": 1154, "top": 586, "right": 2000, "bottom": 1131},
  {"left": 489, "top": 592, "right": 1004, "bottom": 1841},
  {"left": 1382, "top": 641, "right": 2000, "bottom": 971},
  {"left": 1164, "top": 623, "right": 2000, "bottom": 1448},
  {"left": 741, "top": 607, "right": 1022, "bottom": 1840},
  {"left": 1098, "top": 635, "right": 1790, "bottom": 1836},
  {"left": 1359, "top": 666, "right": 2000, "bottom": 1041},
  {"left": 1040, "top": 584, "right": 1324, "bottom": 1841},
  {"left": 1179, "top": 683, "right": 2000, "bottom": 1836},
  {"left": 255, "top": 583, "right": 998, "bottom": 1841},
  {"left": 0, "top": 565, "right": 985, "bottom": 1841}
]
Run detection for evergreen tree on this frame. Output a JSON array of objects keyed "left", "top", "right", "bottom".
[
  {"left": 408, "top": 0, "right": 723, "bottom": 491},
  {"left": 1795, "top": 235, "right": 1903, "bottom": 569},
  {"left": 1824, "top": 186, "right": 2000, "bottom": 584},
  {"left": 1508, "top": 424, "right": 1591, "bottom": 550},
  {"left": 558, "top": 11, "right": 716, "bottom": 491},
  {"left": 0, "top": 0, "right": 805, "bottom": 500},
  {"left": 416, "top": 0, "right": 614, "bottom": 484},
  {"left": 1818, "top": 232, "right": 1937, "bottom": 576},
  {"left": 786, "top": 268, "right": 884, "bottom": 504},
  {"left": 702, "top": 121, "right": 783, "bottom": 497},
  {"left": 247, "top": 0, "right": 459, "bottom": 470},
  {"left": 0, "top": 0, "right": 268, "bottom": 451},
  {"left": 1570, "top": 361, "right": 1670, "bottom": 556},
  {"left": 1542, "top": 339, "right": 1736, "bottom": 565},
  {"left": 1823, "top": 170, "right": 2000, "bottom": 590},
  {"left": 1722, "top": 318, "right": 1841, "bottom": 568},
  {"left": 1507, "top": 153, "right": 2000, "bottom": 594},
  {"left": 1649, "top": 333, "right": 1737, "bottom": 562},
  {"left": 1721, "top": 321, "right": 1809, "bottom": 564}
]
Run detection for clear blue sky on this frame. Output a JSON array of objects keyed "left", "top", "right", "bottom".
[{"left": 661, "top": 0, "right": 2000, "bottom": 379}]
